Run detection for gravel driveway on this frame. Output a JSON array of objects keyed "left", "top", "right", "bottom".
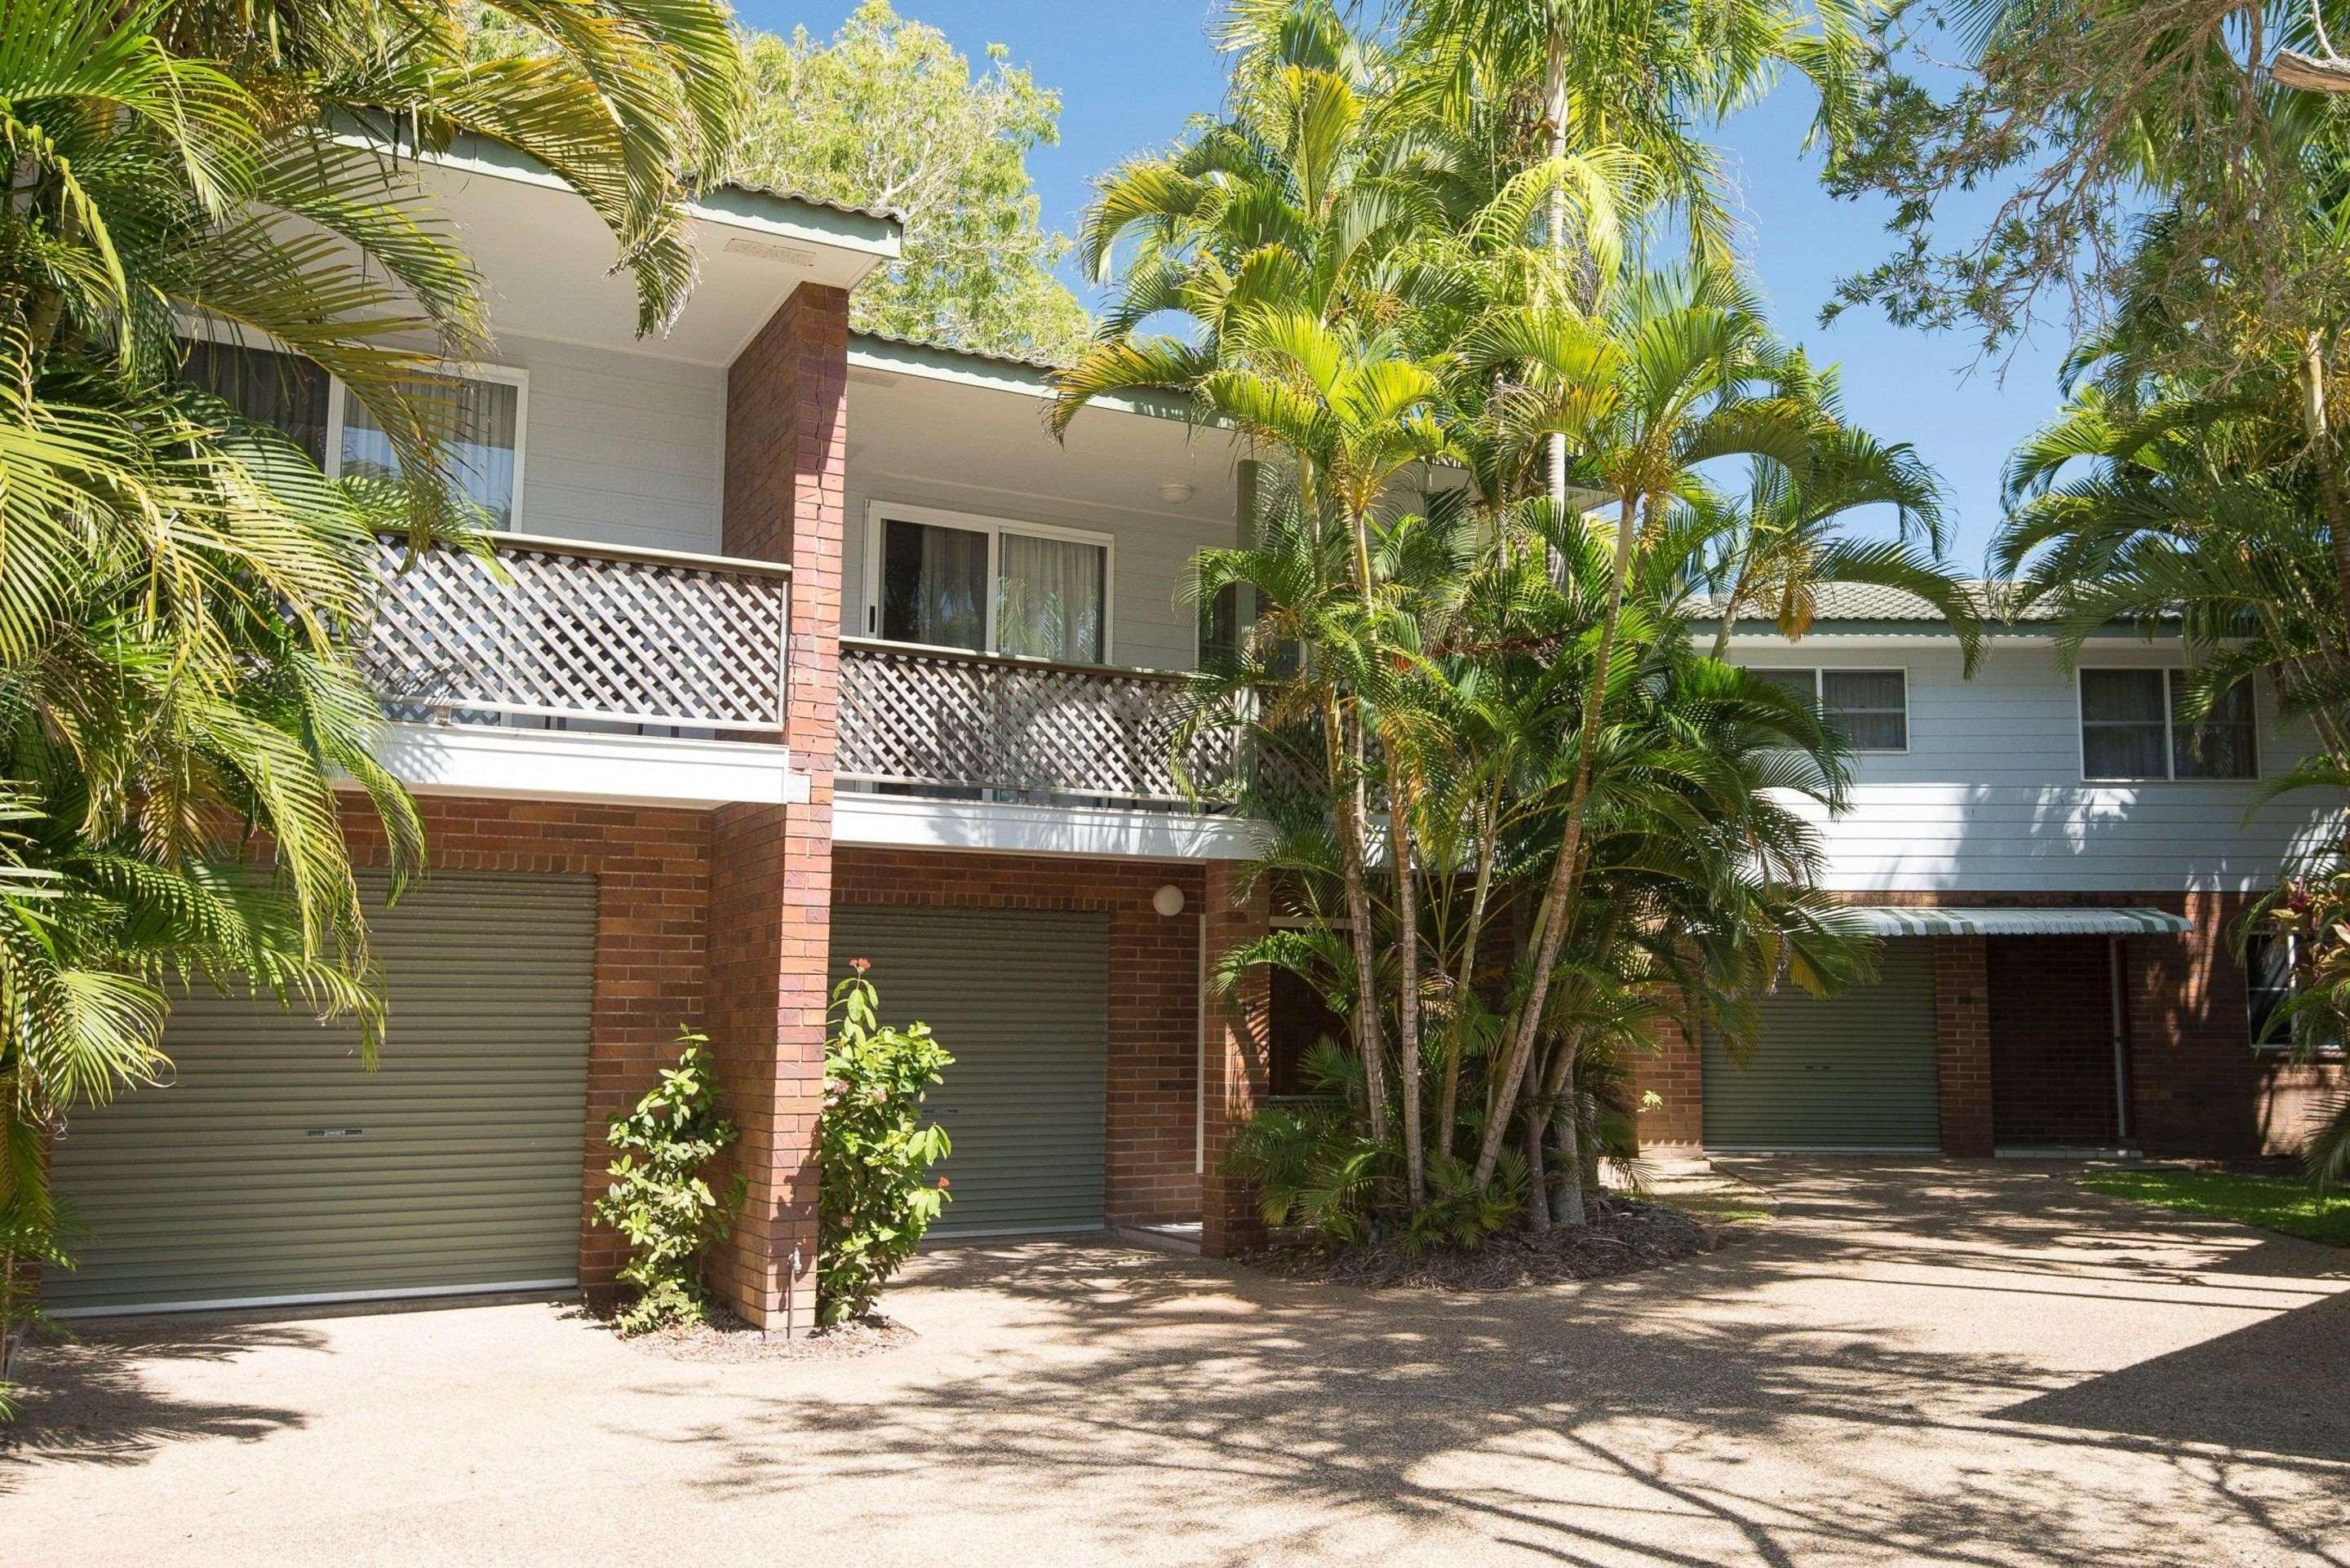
[{"left": 7, "top": 1158, "right": 2347, "bottom": 1566}]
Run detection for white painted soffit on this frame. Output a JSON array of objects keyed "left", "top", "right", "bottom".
[{"left": 1844, "top": 906, "right": 2193, "bottom": 937}]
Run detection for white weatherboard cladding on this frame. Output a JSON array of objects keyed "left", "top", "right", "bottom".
[
  {"left": 1731, "top": 637, "right": 2339, "bottom": 892},
  {"left": 490, "top": 332, "right": 725, "bottom": 556}
]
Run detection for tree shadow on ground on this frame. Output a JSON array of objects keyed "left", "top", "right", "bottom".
[
  {"left": 623, "top": 1158, "right": 2350, "bottom": 1566},
  {"left": 0, "top": 1322, "right": 321, "bottom": 1494},
  {"left": 2000, "top": 1286, "right": 2350, "bottom": 1462}
]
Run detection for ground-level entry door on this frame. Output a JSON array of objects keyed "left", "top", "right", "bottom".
[
  {"left": 1701, "top": 940, "right": 1940, "bottom": 1150},
  {"left": 47, "top": 872, "right": 596, "bottom": 1315},
  {"left": 830, "top": 906, "right": 1109, "bottom": 1236}
]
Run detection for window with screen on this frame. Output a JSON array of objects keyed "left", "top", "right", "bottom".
[
  {"left": 2081, "top": 668, "right": 2256, "bottom": 781},
  {"left": 1744, "top": 667, "right": 1908, "bottom": 751},
  {"left": 178, "top": 334, "right": 525, "bottom": 529}
]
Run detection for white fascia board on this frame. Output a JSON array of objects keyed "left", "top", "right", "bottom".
[
  {"left": 846, "top": 336, "right": 1201, "bottom": 422},
  {"left": 835, "top": 792, "right": 1266, "bottom": 861},
  {"left": 367, "top": 721, "right": 805, "bottom": 808}
]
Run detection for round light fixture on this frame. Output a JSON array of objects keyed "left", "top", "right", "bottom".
[
  {"left": 1151, "top": 884, "right": 1187, "bottom": 918},
  {"left": 1159, "top": 480, "right": 1195, "bottom": 504}
]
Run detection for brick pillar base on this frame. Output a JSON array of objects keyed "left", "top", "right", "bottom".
[
  {"left": 1634, "top": 1014, "right": 1705, "bottom": 1153},
  {"left": 1199, "top": 860, "right": 1271, "bottom": 1258},
  {"left": 706, "top": 802, "right": 824, "bottom": 1334},
  {"left": 1935, "top": 936, "right": 1994, "bottom": 1156}
]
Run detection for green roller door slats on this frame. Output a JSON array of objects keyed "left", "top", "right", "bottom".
[
  {"left": 829, "top": 906, "right": 1110, "bottom": 1237},
  {"left": 47, "top": 871, "right": 596, "bottom": 1314},
  {"left": 1701, "top": 940, "right": 1940, "bottom": 1150}
]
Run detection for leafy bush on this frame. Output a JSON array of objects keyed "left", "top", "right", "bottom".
[
  {"left": 1226, "top": 1039, "right": 1525, "bottom": 1252},
  {"left": 818, "top": 963, "right": 952, "bottom": 1326},
  {"left": 592, "top": 1031, "right": 746, "bottom": 1335}
]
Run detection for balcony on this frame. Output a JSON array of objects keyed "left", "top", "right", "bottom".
[
  {"left": 365, "top": 533, "right": 791, "bottom": 737},
  {"left": 838, "top": 638, "right": 1239, "bottom": 809}
]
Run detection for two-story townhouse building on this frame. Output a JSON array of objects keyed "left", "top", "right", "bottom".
[{"left": 40, "top": 144, "right": 2348, "bottom": 1329}]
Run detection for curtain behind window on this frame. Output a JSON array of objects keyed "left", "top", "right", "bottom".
[
  {"left": 997, "top": 532, "right": 1106, "bottom": 662},
  {"left": 342, "top": 375, "right": 521, "bottom": 529},
  {"left": 880, "top": 519, "right": 988, "bottom": 651},
  {"left": 180, "top": 339, "right": 329, "bottom": 466},
  {"left": 2080, "top": 669, "right": 2168, "bottom": 779}
]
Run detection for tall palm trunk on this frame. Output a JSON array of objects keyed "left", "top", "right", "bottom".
[
  {"left": 1437, "top": 786, "right": 1501, "bottom": 1158},
  {"left": 1544, "top": 29, "right": 1571, "bottom": 513},
  {"left": 1330, "top": 699, "right": 1390, "bottom": 1143},
  {"left": 1472, "top": 493, "right": 1638, "bottom": 1191},
  {"left": 1388, "top": 773, "right": 1426, "bottom": 1206},
  {"left": 1540, "top": 1024, "right": 1589, "bottom": 1226},
  {"left": 1521, "top": 1094, "right": 1550, "bottom": 1233}
]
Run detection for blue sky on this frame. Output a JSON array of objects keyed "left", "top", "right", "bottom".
[{"left": 739, "top": 2, "right": 2072, "bottom": 566}]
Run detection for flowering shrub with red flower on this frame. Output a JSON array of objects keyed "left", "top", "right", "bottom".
[{"left": 817, "top": 966, "right": 955, "bottom": 1324}]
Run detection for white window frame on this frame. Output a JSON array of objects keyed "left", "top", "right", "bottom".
[
  {"left": 861, "top": 499, "right": 1117, "bottom": 665},
  {"left": 2076, "top": 667, "right": 2259, "bottom": 783},
  {"left": 2245, "top": 932, "right": 2345, "bottom": 1057},
  {"left": 174, "top": 314, "right": 530, "bottom": 529},
  {"left": 1749, "top": 666, "right": 1912, "bottom": 755}
]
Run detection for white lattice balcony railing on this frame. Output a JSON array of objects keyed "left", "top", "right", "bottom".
[
  {"left": 365, "top": 533, "right": 790, "bottom": 733},
  {"left": 838, "top": 638, "right": 1240, "bottom": 807}
]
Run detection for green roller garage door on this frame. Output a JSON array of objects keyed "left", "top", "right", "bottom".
[
  {"left": 47, "top": 872, "right": 596, "bottom": 1314},
  {"left": 830, "top": 906, "right": 1108, "bottom": 1236},
  {"left": 1702, "top": 940, "right": 1939, "bottom": 1149}
]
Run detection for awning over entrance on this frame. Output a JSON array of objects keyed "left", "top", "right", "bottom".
[{"left": 1844, "top": 906, "right": 2193, "bottom": 937}]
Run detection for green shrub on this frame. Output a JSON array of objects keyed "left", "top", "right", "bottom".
[
  {"left": 818, "top": 962, "right": 952, "bottom": 1327},
  {"left": 592, "top": 1030, "right": 746, "bottom": 1335}
]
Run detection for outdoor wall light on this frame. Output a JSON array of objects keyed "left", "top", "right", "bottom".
[
  {"left": 1152, "top": 884, "right": 1187, "bottom": 918},
  {"left": 1158, "top": 480, "right": 1195, "bottom": 504}
]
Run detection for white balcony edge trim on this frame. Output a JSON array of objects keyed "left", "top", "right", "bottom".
[
  {"left": 834, "top": 792, "right": 1266, "bottom": 861},
  {"left": 367, "top": 721, "right": 805, "bottom": 808}
]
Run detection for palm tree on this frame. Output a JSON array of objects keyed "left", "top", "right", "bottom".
[
  {"left": 1461, "top": 264, "right": 1873, "bottom": 1203},
  {"left": 1400, "top": 0, "right": 1866, "bottom": 500},
  {"left": 1683, "top": 357, "right": 1978, "bottom": 662},
  {"left": 0, "top": 0, "right": 740, "bottom": 1344}
]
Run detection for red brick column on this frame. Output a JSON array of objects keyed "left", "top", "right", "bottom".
[
  {"left": 706, "top": 281, "right": 847, "bottom": 1332},
  {"left": 1934, "top": 937, "right": 1995, "bottom": 1155},
  {"left": 1634, "top": 1014, "right": 1705, "bottom": 1153},
  {"left": 1199, "top": 859, "right": 1271, "bottom": 1258}
]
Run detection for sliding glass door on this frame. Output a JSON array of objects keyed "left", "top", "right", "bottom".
[{"left": 872, "top": 509, "right": 1110, "bottom": 664}]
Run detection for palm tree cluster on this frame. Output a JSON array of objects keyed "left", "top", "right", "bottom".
[
  {"left": 1053, "top": 0, "right": 1975, "bottom": 1242},
  {"left": 0, "top": 0, "right": 738, "bottom": 1375}
]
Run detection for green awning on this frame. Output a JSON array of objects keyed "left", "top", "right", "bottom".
[{"left": 1845, "top": 906, "right": 2193, "bottom": 937}]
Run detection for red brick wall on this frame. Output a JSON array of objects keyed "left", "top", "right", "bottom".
[
  {"left": 1632, "top": 1015, "right": 1705, "bottom": 1152},
  {"left": 336, "top": 792, "right": 712, "bottom": 1290},
  {"left": 2122, "top": 890, "right": 2263, "bottom": 1158},
  {"left": 834, "top": 848, "right": 1208, "bottom": 1226},
  {"left": 2259, "top": 1056, "right": 2349, "bottom": 1157},
  {"left": 706, "top": 281, "right": 849, "bottom": 1331},
  {"left": 1933, "top": 935, "right": 1995, "bottom": 1155},
  {"left": 1988, "top": 937, "right": 2122, "bottom": 1147}
]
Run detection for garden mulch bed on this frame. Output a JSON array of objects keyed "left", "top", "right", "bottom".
[
  {"left": 576, "top": 1301, "right": 916, "bottom": 1364},
  {"left": 1245, "top": 1194, "right": 1735, "bottom": 1291}
]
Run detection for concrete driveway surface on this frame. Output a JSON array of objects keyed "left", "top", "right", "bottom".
[{"left": 5, "top": 1158, "right": 2347, "bottom": 1567}]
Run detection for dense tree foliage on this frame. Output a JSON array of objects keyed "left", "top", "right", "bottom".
[
  {"left": 0, "top": 0, "right": 738, "bottom": 1378},
  {"left": 1058, "top": 1, "right": 1966, "bottom": 1242},
  {"left": 729, "top": 2, "right": 1091, "bottom": 363}
]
